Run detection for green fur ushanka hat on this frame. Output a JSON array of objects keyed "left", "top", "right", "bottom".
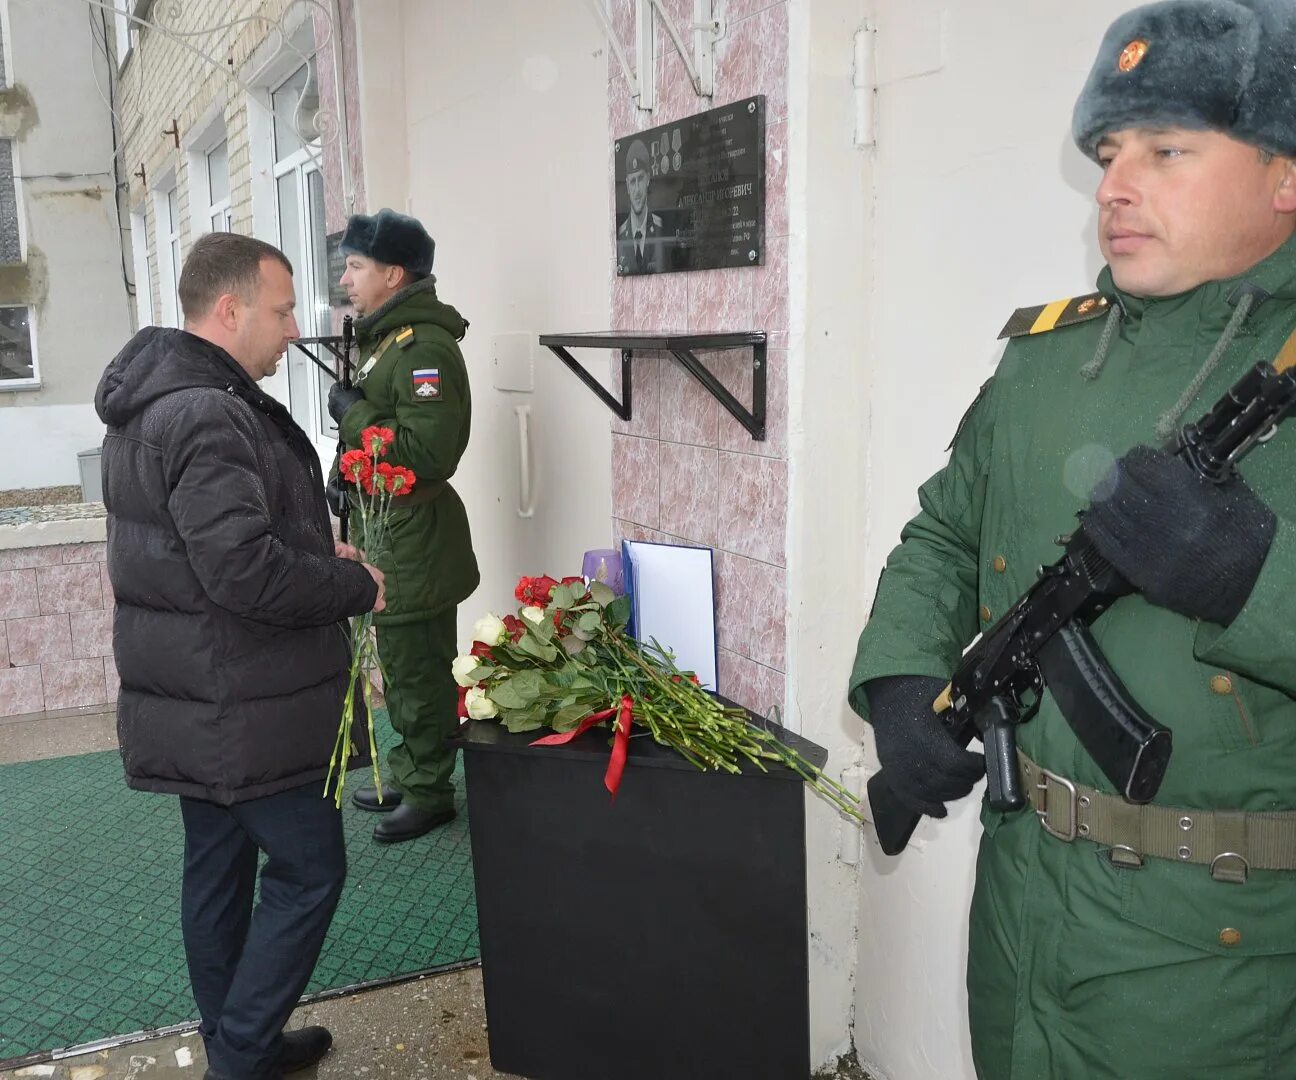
[{"left": 1073, "top": 0, "right": 1296, "bottom": 161}]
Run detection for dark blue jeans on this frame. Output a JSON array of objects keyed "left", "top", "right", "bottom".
[{"left": 179, "top": 781, "right": 345, "bottom": 1080}]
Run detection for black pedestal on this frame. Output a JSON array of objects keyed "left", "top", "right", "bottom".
[{"left": 458, "top": 717, "right": 825, "bottom": 1080}]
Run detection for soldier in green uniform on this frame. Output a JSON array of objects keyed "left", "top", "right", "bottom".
[
  {"left": 328, "top": 208, "right": 479, "bottom": 844},
  {"left": 850, "top": 3, "right": 1296, "bottom": 1076}
]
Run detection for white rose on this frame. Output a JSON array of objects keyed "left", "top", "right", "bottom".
[
  {"left": 472, "top": 613, "right": 507, "bottom": 646},
  {"left": 451, "top": 655, "right": 481, "bottom": 688},
  {"left": 465, "top": 686, "right": 498, "bottom": 719},
  {"left": 521, "top": 605, "right": 546, "bottom": 625}
]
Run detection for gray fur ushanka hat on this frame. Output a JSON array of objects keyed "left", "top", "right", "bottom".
[
  {"left": 1073, "top": 0, "right": 1296, "bottom": 161},
  {"left": 339, "top": 208, "right": 435, "bottom": 276}
]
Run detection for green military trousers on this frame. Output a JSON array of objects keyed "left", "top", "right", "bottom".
[
  {"left": 968, "top": 803, "right": 1296, "bottom": 1079},
  {"left": 375, "top": 609, "right": 459, "bottom": 814}
]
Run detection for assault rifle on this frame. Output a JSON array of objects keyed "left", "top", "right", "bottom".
[{"left": 868, "top": 358, "right": 1296, "bottom": 855}]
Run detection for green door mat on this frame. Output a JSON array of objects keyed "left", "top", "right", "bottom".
[{"left": 0, "top": 712, "right": 479, "bottom": 1066}]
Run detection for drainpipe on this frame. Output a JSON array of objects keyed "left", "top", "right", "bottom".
[{"left": 331, "top": 0, "right": 354, "bottom": 215}]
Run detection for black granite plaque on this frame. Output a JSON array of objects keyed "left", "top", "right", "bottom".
[
  {"left": 325, "top": 230, "right": 349, "bottom": 307},
  {"left": 614, "top": 96, "right": 765, "bottom": 276}
]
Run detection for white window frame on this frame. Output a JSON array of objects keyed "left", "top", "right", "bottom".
[
  {"left": 187, "top": 133, "right": 232, "bottom": 237},
  {"left": 207, "top": 141, "right": 233, "bottom": 233},
  {"left": 112, "top": 6, "right": 132, "bottom": 70},
  {"left": 129, "top": 205, "right": 153, "bottom": 329},
  {"left": 275, "top": 154, "right": 334, "bottom": 453},
  {"left": 0, "top": 137, "right": 27, "bottom": 266},
  {"left": 152, "top": 178, "right": 184, "bottom": 327},
  {"left": 0, "top": 0, "right": 12, "bottom": 91},
  {"left": 269, "top": 60, "right": 334, "bottom": 454},
  {"left": 0, "top": 303, "right": 40, "bottom": 391}
]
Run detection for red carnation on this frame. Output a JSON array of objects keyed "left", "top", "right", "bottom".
[
  {"left": 516, "top": 575, "right": 558, "bottom": 606},
  {"left": 339, "top": 449, "right": 372, "bottom": 485},
  {"left": 360, "top": 426, "right": 395, "bottom": 457},
  {"left": 387, "top": 465, "right": 416, "bottom": 496}
]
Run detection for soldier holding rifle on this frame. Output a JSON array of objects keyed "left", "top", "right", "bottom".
[{"left": 850, "top": 2, "right": 1296, "bottom": 1075}]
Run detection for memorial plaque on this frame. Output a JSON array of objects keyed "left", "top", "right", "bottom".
[
  {"left": 614, "top": 96, "right": 766, "bottom": 276},
  {"left": 325, "top": 231, "right": 349, "bottom": 307}
]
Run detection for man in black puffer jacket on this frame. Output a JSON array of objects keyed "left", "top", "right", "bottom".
[{"left": 96, "top": 232, "right": 383, "bottom": 1080}]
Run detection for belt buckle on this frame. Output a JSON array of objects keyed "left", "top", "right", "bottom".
[{"left": 1035, "top": 767, "right": 1078, "bottom": 843}]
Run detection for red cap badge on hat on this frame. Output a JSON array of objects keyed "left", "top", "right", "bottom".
[{"left": 1118, "top": 39, "right": 1149, "bottom": 73}]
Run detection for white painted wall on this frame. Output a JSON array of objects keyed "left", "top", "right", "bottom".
[
  {"left": 844, "top": 2, "right": 1131, "bottom": 1078},
  {"left": 0, "top": 0, "right": 132, "bottom": 488},
  {"left": 355, "top": 1, "right": 613, "bottom": 639},
  {"left": 785, "top": 0, "right": 872, "bottom": 1067}
]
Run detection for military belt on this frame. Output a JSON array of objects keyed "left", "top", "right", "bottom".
[
  {"left": 1019, "top": 750, "right": 1296, "bottom": 883},
  {"left": 393, "top": 479, "right": 446, "bottom": 507}
]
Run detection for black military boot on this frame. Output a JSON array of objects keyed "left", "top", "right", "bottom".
[
  {"left": 373, "top": 803, "right": 456, "bottom": 843},
  {"left": 351, "top": 784, "right": 403, "bottom": 812}
]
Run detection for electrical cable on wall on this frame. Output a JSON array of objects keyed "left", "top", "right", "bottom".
[{"left": 87, "top": 3, "right": 135, "bottom": 298}]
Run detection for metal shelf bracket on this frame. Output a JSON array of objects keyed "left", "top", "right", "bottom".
[{"left": 539, "top": 331, "right": 767, "bottom": 441}]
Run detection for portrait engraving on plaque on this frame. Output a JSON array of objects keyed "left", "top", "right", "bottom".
[{"left": 614, "top": 96, "right": 766, "bottom": 276}]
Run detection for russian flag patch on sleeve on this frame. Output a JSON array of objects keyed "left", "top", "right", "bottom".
[{"left": 412, "top": 368, "right": 441, "bottom": 400}]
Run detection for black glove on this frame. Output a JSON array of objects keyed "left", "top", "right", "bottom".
[
  {"left": 1083, "top": 445, "right": 1275, "bottom": 626},
  {"left": 866, "top": 675, "right": 985, "bottom": 818},
  {"left": 325, "top": 477, "right": 346, "bottom": 517},
  {"left": 327, "top": 383, "right": 365, "bottom": 426}
]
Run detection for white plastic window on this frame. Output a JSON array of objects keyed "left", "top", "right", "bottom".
[
  {"left": 0, "top": 305, "right": 37, "bottom": 388},
  {"left": 206, "top": 139, "right": 232, "bottom": 232}
]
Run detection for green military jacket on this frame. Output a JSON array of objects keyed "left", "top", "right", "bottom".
[
  {"left": 851, "top": 240, "right": 1296, "bottom": 1077},
  {"left": 340, "top": 278, "right": 479, "bottom": 624},
  {"left": 850, "top": 236, "right": 1296, "bottom": 814}
]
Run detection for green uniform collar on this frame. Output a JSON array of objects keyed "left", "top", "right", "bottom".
[
  {"left": 355, "top": 277, "right": 468, "bottom": 345},
  {"left": 1089, "top": 232, "right": 1296, "bottom": 436},
  {"left": 1099, "top": 231, "right": 1296, "bottom": 333}
]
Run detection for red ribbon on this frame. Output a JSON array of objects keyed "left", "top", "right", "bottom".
[{"left": 530, "top": 694, "right": 635, "bottom": 800}]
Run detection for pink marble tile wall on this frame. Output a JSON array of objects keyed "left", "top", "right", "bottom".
[
  {"left": 606, "top": 2, "right": 790, "bottom": 717},
  {"left": 0, "top": 543, "right": 116, "bottom": 720}
]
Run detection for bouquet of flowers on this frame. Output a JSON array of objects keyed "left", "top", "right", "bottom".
[
  {"left": 324, "top": 425, "right": 417, "bottom": 807},
  {"left": 455, "top": 574, "right": 863, "bottom": 820}
]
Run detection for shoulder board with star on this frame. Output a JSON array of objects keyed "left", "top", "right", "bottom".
[{"left": 997, "top": 291, "right": 1111, "bottom": 340}]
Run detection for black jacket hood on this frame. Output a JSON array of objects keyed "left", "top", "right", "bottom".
[{"left": 96, "top": 328, "right": 254, "bottom": 427}]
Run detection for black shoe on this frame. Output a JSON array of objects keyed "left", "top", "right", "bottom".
[
  {"left": 373, "top": 803, "right": 456, "bottom": 843},
  {"left": 278, "top": 1025, "right": 333, "bottom": 1072},
  {"left": 351, "top": 784, "right": 403, "bottom": 812}
]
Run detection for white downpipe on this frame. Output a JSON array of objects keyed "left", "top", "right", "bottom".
[{"left": 515, "top": 404, "right": 536, "bottom": 518}]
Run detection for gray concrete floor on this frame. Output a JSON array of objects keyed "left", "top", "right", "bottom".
[
  {"left": 0, "top": 968, "right": 518, "bottom": 1079},
  {"left": 1, "top": 708, "right": 870, "bottom": 1080},
  {"left": 0, "top": 705, "right": 120, "bottom": 764}
]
